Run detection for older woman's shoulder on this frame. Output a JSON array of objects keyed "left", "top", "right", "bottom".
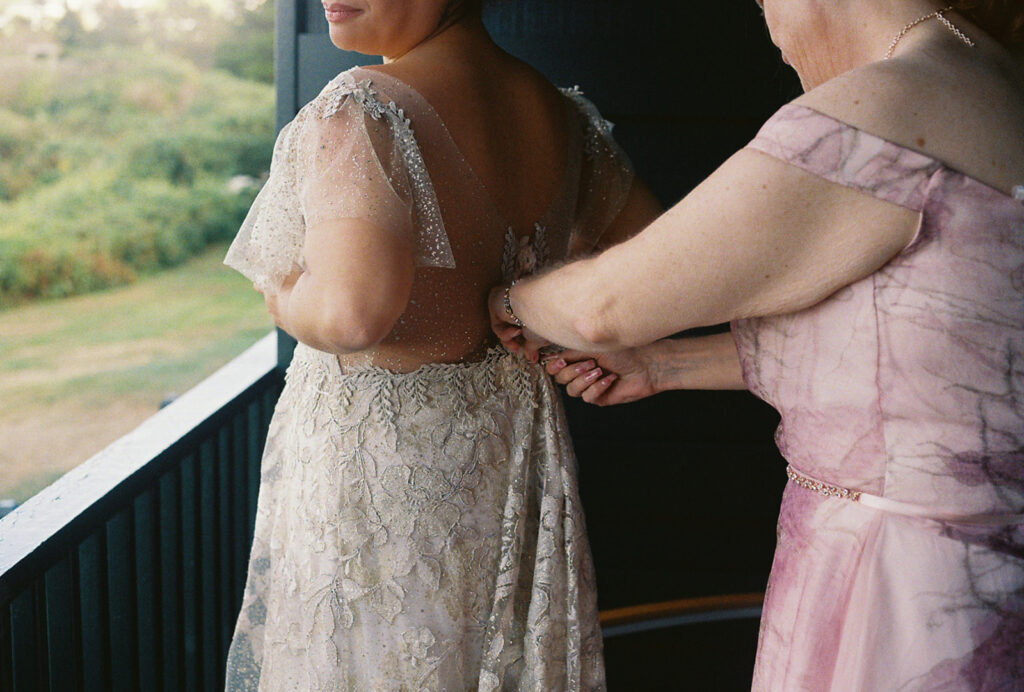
[
  {"left": 791, "top": 64, "right": 907, "bottom": 138},
  {"left": 793, "top": 57, "right": 1024, "bottom": 195}
]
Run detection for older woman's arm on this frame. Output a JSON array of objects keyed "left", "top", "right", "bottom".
[
  {"left": 266, "top": 218, "right": 415, "bottom": 354},
  {"left": 493, "top": 145, "right": 921, "bottom": 353},
  {"left": 545, "top": 331, "right": 747, "bottom": 405}
]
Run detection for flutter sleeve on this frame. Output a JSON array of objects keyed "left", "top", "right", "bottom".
[
  {"left": 563, "top": 87, "right": 635, "bottom": 253},
  {"left": 223, "top": 118, "right": 306, "bottom": 293},
  {"left": 224, "top": 72, "right": 454, "bottom": 293},
  {"left": 298, "top": 75, "right": 454, "bottom": 269}
]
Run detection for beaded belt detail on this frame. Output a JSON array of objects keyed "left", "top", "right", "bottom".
[
  {"left": 785, "top": 464, "right": 1024, "bottom": 526},
  {"left": 786, "top": 465, "right": 861, "bottom": 501}
]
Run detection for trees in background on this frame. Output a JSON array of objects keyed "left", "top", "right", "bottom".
[
  {"left": 215, "top": 0, "right": 276, "bottom": 84},
  {"left": 0, "top": 0, "right": 276, "bottom": 305},
  {"left": 8, "top": 0, "right": 275, "bottom": 80}
]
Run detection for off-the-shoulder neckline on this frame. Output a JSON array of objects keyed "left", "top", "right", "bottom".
[{"left": 778, "top": 103, "right": 1024, "bottom": 203}]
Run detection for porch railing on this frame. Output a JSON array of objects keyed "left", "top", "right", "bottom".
[{"left": 0, "top": 333, "right": 281, "bottom": 692}]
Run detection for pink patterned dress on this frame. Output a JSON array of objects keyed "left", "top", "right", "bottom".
[{"left": 732, "top": 105, "right": 1024, "bottom": 691}]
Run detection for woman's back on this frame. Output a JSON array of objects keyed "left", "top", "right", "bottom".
[{"left": 328, "top": 44, "right": 631, "bottom": 371}]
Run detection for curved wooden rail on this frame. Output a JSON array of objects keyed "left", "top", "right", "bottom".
[{"left": 600, "top": 592, "right": 765, "bottom": 638}]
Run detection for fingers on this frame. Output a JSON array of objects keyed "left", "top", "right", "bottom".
[
  {"left": 565, "top": 367, "right": 604, "bottom": 398},
  {"left": 550, "top": 359, "right": 596, "bottom": 384},
  {"left": 543, "top": 350, "right": 594, "bottom": 377},
  {"left": 494, "top": 325, "right": 521, "bottom": 342},
  {"left": 543, "top": 351, "right": 623, "bottom": 405},
  {"left": 487, "top": 286, "right": 518, "bottom": 335},
  {"left": 490, "top": 324, "right": 519, "bottom": 352},
  {"left": 580, "top": 373, "right": 618, "bottom": 404},
  {"left": 558, "top": 366, "right": 619, "bottom": 404},
  {"left": 554, "top": 349, "right": 588, "bottom": 363},
  {"left": 544, "top": 356, "right": 567, "bottom": 376},
  {"left": 522, "top": 339, "right": 545, "bottom": 363}
]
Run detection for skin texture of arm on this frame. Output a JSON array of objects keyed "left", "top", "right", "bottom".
[{"left": 265, "top": 217, "right": 416, "bottom": 354}]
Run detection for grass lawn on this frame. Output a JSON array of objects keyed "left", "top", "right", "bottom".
[{"left": 0, "top": 244, "right": 273, "bottom": 503}]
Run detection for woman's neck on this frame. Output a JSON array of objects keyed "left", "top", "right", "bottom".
[
  {"left": 790, "top": 1, "right": 961, "bottom": 88},
  {"left": 383, "top": 11, "right": 492, "bottom": 65}
]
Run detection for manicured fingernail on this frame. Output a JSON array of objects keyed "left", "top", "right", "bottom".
[
  {"left": 574, "top": 361, "right": 594, "bottom": 374},
  {"left": 584, "top": 368, "right": 603, "bottom": 382},
  {"left": 601, "top": 374, "right": 617, "bottom": 385},
  {"left": 553, "top": 358, "right": 566, "bottom": 370}
]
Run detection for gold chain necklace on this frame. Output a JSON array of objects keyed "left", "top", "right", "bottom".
[{"left": 885, "top": 5, "right": 975, "bottom": 59}]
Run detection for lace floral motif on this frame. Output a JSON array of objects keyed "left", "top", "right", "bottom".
[
  {"left": 226, "top": 346, "right": 605, "bottom": 690},
  {"left": 501, "top": 223, "right": 550, "bottom": 283}
]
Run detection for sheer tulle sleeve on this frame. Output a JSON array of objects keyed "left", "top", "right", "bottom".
[
  {"left": 224, "top": 72, "right": 454, "bottom": 293},
  {"left": 300, "top": 76, "right": 454, "bottom": 268},
  {"left": 298, "top": 95, "right": 415, "bottom": 245},
  {"left": 223, "top": 119, "right": 306, "bottom": 293},
  {"left": 563, "top": 87, "right": 635, "bottom": 253}
]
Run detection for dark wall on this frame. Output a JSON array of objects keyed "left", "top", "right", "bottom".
[{"left": 276, "top": 0, "right": 800, "bottom": 610}]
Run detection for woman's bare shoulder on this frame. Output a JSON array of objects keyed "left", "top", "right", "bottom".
[{"left": 794, "top": 52, "right": 1024, "bottom": 192}]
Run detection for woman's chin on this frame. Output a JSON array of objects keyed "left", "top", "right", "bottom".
[
  {"left": 327, "top": 26, "right": 375, "bottom": 53},
  {"left": 328, "top": 27, "right": 355, "bottom": 51}
]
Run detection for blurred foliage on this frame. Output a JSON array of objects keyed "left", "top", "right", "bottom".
[
  {"left": 0, "top": 46, "right": 274, "bottom": 306},
  {"left": 215, "top": 0, "right": 276, "bottom": 84}
]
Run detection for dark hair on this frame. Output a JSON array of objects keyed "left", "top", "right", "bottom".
[{"left": 951, "top": 0, "right": 1024, "bottom": 48}]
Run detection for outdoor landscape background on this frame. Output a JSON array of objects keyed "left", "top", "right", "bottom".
[{"left": 0, "top": 0, "right": 277, "bottom": 503}]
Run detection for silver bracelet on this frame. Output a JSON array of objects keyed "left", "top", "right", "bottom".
[{"left": 503, "top": 280, "right": 524, "bottom": 327}]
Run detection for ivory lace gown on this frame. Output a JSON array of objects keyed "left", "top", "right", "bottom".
[
  {"left": 735, "top": 105, "right": 1024, "bottom": 691},
  {"left": 223, "top": 67, "right": 633, "bottom": 691}
]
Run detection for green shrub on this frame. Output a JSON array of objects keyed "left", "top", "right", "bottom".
[
  {"left": 0, "top": 175, "right": 259, "bottom": 305},
  {"left": 0, "top": 48, "right": 273, "bottom": 307}
]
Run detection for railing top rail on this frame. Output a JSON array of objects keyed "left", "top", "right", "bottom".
[{"left": 0, "top": 331, "right": 278, "bottom": 602}]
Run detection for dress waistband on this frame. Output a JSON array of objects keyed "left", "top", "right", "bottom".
[{"left": 786, "top": 465, "right": 1024, "bottom": 527}]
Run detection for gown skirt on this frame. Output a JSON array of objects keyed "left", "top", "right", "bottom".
[{"left": 225, "top": 344, "right": 605, "bottom": 691}]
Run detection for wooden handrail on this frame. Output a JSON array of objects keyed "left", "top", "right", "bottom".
[{"left": 600, "top": 592, "right": 765, "bottom": 628}]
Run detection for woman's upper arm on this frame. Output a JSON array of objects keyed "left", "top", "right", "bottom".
[
  {"left": 301, "top": 216, "right": 416, "bottom": 337},
  {"left": 584, "top": 147, "right": 921, "bottom": 347},
  {"left": 292, "top": 94, "right": 420, "bottom": 340}
]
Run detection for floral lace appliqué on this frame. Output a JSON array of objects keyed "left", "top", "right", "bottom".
[{"left": 502, "top": 223, "right": 550, "bottom": 283}]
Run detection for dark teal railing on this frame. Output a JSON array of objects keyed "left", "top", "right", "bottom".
[{"left": 0, "top": 334, "right": 281, "bottom": 692}]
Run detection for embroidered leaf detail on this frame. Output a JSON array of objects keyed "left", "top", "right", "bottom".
[{"left": 416, "top": 556, "right": 441, "bottom": 592}]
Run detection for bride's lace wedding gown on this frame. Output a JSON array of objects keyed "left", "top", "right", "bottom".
[{"left": 223, "top": 67, "right": 633, "bottom": 690}]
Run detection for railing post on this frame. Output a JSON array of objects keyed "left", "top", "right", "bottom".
[
  {"left": 78, "top": 531, "right": 110, "bottom": 692},
  {"left": 44, "top": 558, "right": 77, "bottom": 690}
]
